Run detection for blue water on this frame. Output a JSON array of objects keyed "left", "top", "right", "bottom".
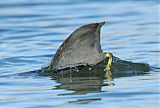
[{"left": 0, "top": 0, "right": 159, "bottom": 108}]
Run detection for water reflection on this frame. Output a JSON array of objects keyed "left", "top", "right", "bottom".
[
  {"left": 47, "top": 60, "right": 151, "bottom": 96},
  {"left": 68, "top": 98, "right": 101, "bottom": 104},
  {"left": 51, "top": 68, "right": 114, "bottom": 95}
]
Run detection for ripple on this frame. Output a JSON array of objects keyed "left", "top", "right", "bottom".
[{"left": 0, "top": 0, "right": 159, "bottom": 108}]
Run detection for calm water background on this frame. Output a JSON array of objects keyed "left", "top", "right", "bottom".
[{"left": 0, "top": 0, "right": 159, "bottom": 108}]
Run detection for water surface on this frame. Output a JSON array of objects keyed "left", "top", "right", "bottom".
[{"left": 0, "top": 0, "right": 159, "bottom": 108}]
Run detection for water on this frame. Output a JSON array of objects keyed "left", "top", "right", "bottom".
[{"left": 0, "top": 0, "right": 159, "bottom": 108}]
